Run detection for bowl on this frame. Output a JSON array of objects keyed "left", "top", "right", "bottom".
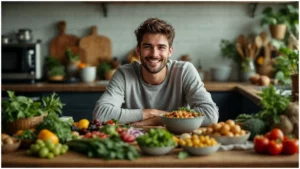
[
  {"left": 161, "top": 115, "right": 204, "bottom": 134},
  {"left": 211, "top": 131, "right": 251, "bottom": 145},
  {"left": 139, "top": 146, "right": 175, "bottom": 156},
  {"left": 2, "top": 139, "right": 21, "bottom": 154},
  {"left": 182, "top": 144, "right": 220, "bottom": 156}
]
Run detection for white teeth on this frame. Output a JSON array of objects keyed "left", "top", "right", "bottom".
[{"left": 147, "top": 59, "right": 159, "bottom": 63}]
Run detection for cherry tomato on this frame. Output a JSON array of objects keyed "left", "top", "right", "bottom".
[
  {"left": 105, "top": 120, "right": 115, "bottom": 125},
  {"left": 120, "top": 132, "right": 135, "bottom": 142},
  {"left": 267, "top": 128, "right": 284, "bottom": 141},
  {"left": 254, "top": 135, "right": 269, "bottom": 154},
  {"left": 282, "top": 138, "right": 299, "bottom": 155},
  {"left": 268, "top": 140, "right": 283, "bottom": 155}
]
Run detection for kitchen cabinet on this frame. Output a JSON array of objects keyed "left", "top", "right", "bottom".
[{"left": 2, "top": 90, "right": 260, "bottom": 122}]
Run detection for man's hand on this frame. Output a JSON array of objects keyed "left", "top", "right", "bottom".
[
  {"left": 142, "top": 109, "right": 168, "bottom": 120},
  {"left": 131, "top": 116, "right": 162, "bottom": 127}
]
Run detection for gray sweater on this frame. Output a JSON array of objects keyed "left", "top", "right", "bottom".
[{"left": 93, "top": 60, "right": 219, "bottom": 126}]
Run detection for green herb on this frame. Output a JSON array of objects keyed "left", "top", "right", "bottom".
[
  {"left": 35, "top": 113, "right": 72, "bottom": 144},
  {"left": 136, "top": 128, "right": 176, "bottom": 147},
  {"left": 235, "top": 85, "right": 290, "bottom": 129},
  {"left": 258, "top": 85, "right": 290, "bottom": 125},
  {"left": 2, "top": 91, "right": 63, "bottom": 122},
  {"left": 275, "top": 48, "right": 299, "bottom": 85},
  {"left": 178, "top": 151, "right": 189, "bottom": 160},
  {"left": 97, "top": 62, "right": 112, "bottom": 80},
  {"left": 47, "top": 65, "right": 65, "bottom": 76},
  {"left": 42, "top": 93, "right": 65, "bottom": 115},
  {"left": 220, "top": 39, "right": 241, "bottom": 64},
  {"left": 16, "top": 129, "right": 37, "bottom": 140},
  {"left": 67, "top": 138, "right": 139, "bottom": 160},
  {"left": 66, "top": 48, "right": 79, "bottom": 63}
]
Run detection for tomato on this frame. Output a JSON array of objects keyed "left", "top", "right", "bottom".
[
  {"left": 105, "top": 120, "right": 115, "bottom": 125},
  {"left": 267, "top": 128, "right": 284, "bottom": 141},
  {"left": 268, "top": 140, "right": 283, "bottom": 155},
  {"left": 120, "top": 132, "right": 135, "bottom": 142},
  {"left": 282, "top": 138, "right": 299, "bottom": 155},
  {"left": 254, "top": 135, "right": 269, "bottom": 154}
]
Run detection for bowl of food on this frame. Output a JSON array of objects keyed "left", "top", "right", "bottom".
[
  {"left": 2, "top": 134, "right": 21, "bottom": 154},
  {"left": 139, "top": 146, "right": 175, "bottom": 156},
  {"left": 161, "top": 108, "right": 205, "bottom": 134},
  {"left": 211, "top": 131, "right": 251, "bottom": 145},
  {"left": 136, "top": 128, "right": 177, "bottom": 156},
  {"left": 183, "top": 144, "right": 220, "bottom": 156},
  {"left": 202, "top": 120, "right": 251, "bottom": 145},
  {"left": 178, "top": 134, "right": 220, "bottom": 156}
]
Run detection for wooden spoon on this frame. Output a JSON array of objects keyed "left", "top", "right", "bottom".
[
  {"left": 255, "top": 36, "right": 263, "bottom": 58},
  {"left": 236, "top": 43, "right": 244, "bottom": 60}
]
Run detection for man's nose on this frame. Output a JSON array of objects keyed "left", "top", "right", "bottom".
[{"left": 151, "top": 47, "right": 159, "bottom": 57}]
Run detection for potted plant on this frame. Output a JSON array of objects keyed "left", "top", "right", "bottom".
[
  {"left": 45, "top": 57, "right": 65, "bottom": 81},
  {"left": 220, "top": 39, "right": 255, "bottom": 82},
  {"left": 1, "top": 91, "right": 64, "bottom": 134},
  {"left": 275, "top": 47, "right": 299, "bottom": 101},
  {"left": 261, "top": 4, "right": 298, "bottom": 40},
  {"left": 66, "top": 48, "right": 80, "bottom": 79}
]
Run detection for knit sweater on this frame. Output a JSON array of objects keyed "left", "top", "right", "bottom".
[{"left": 93, "top": 59, "right": 219, "bottom": 126}]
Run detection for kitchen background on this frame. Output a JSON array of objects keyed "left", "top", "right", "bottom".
[{"left": 2, "top": 1, "right": 289, "bottom": 81}]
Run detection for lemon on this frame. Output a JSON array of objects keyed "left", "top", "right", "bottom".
[{"left": 78, "top": 119, "right": 90, "bottom": 129}]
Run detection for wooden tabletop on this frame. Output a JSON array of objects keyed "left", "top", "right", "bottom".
[{"left": 2, "top": 148, "right": 298, "bottom": 167}]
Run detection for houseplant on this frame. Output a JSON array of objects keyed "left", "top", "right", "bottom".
[
  {"left": 45, "top": 57, "right": 65, "bottom": 81},
  {"left": 261, "top": 4, "right": 298, "bottom": 40},
  {"left": 275, "top": 47, "right": 299, "bottom": 101},
  {"left": 220, "top": 39, "right": 255, "bottom": 82}
]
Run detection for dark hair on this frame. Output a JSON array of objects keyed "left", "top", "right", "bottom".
[{"left": 134, "top": 18, "right": 175, "bottom": 48}]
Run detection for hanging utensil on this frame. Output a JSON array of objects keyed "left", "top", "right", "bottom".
[{"left": 254, "top": 36, "right": 263, "bottom": 58}]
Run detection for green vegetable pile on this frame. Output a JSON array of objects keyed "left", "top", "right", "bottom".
[
  {"left": 16, "top": 129, "right": 37, "bottom": 141},
  {"left": 2, "top": 91, "right": 64, "bottom": 123},
  {"left": 67, "top": 138, "right": 139, "bottom": 160},
  {"left": 235, "top": 85, "right": 291, "bottom": 134},
  {"left": 35, "top": 113, "right": 72, "bottom": 144},
  {"left": 136, "top": 128, "right": 176, "bottom": 147}
]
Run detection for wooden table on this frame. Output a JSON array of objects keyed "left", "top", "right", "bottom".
[{"left": 2, "top": 148, "right": 298, "bottom": 167}]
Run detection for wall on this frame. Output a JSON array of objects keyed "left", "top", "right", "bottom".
[{"left": 2, "top": 2, "right": 287, "bottom": 80}]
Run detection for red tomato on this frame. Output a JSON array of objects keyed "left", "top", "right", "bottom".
[
  {"left": 120, "top": 132, "right": 135, "bottom": 142},
  {"left": 105, "top": 120, "right": 115, "bottom": 125},
  {"left": 268, "top": 128, "right": 284, "bottom": 141},
  {"left": 268, "top": 140, "right": 283, "bottom": 155},
  {"left": 84, "top": 132, "right": 93, "bottom": 138},
  {"left": 254, "top": 135, "right": 269, "bottom": 154},
  {"left": 282, "top": 138, "right": 299, "bottom": 155}
]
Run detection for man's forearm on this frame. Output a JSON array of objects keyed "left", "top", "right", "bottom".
[{"left": 142, "top": 109, "right": 169, "bottom": 120}]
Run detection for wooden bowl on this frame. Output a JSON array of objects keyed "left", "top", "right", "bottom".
[
  {"left": 2, "top": 139, "right": 21, "bottom": 154},
  {"left": 4, "top": 114, "right": 47, "bottom": 135}
]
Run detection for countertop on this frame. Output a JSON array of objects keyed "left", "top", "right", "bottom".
[
  {"left": 2, "top": 148, "right": 298, "bottom": 167},
  {"left": 1, "top": 81, "right": 262, "bottom": 104}
]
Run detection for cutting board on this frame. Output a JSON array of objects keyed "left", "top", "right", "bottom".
[
  {"left": 50, "top": 21, "right": 79, "bottom": 65},
  {"left": 79, "top": 26, "right": 112, "bottom": 66}
]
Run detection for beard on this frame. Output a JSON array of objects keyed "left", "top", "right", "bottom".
[{"left": 140, "top": 56, "right": 168, "bottom": 74}]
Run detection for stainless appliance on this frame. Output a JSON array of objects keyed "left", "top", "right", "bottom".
[
  {"left": 2, "top": 42, "right": 42, "bottom": 83},
  {"left": 17, "top": 29, "right": 33, "bottom": 43}
]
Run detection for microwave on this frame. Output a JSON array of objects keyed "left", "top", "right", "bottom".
[{"left": 2, "top": 42, "right": 42, "bottom": 83}]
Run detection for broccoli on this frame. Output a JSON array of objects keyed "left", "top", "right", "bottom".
[{"left": 242, "top": 118, "right": 267, "bottom": 140}]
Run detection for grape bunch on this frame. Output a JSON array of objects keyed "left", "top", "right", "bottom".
[{"left": 26, "top": 139, "right": 69, "bottom": 159}]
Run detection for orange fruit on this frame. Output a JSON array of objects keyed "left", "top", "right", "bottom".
[
  {"left": 37, "top": 129, "right": 59, "bottom": 144},
  {"left": 78, "top": 119, "right": 89, "bottom": 129},
  {"left": 15, "top": 130, "right": 23, "bottom": 136},
  {"left": 78, "top": 62, "right": 86, "bottom": 69}
]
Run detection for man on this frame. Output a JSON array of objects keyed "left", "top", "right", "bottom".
[{"left": 93, "top": 18, "right": 219, "bottom": 126}]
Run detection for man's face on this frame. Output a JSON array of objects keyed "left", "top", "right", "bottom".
[{"left": 136, "top": 33, "right": 173, "bottom": 74}]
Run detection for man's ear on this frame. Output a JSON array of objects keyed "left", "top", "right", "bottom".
[
  {"left": 168, "top": 46, "right": 174, "bottom": 57},
  {"left": 136, "top": 46, "right": 140, "bottom": 56}
]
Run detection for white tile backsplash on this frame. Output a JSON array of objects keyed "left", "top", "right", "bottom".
[{"left": 2, "top": 2, "right": 287, "bottom": 80}]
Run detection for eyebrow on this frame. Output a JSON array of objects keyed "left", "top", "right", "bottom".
[{"left": 142, "top": 43, "right": 167, "bottom": 47}]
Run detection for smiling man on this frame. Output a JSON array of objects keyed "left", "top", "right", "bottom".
[{"left": 93, "top": 18, "right": 219, "bottom": 126}]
